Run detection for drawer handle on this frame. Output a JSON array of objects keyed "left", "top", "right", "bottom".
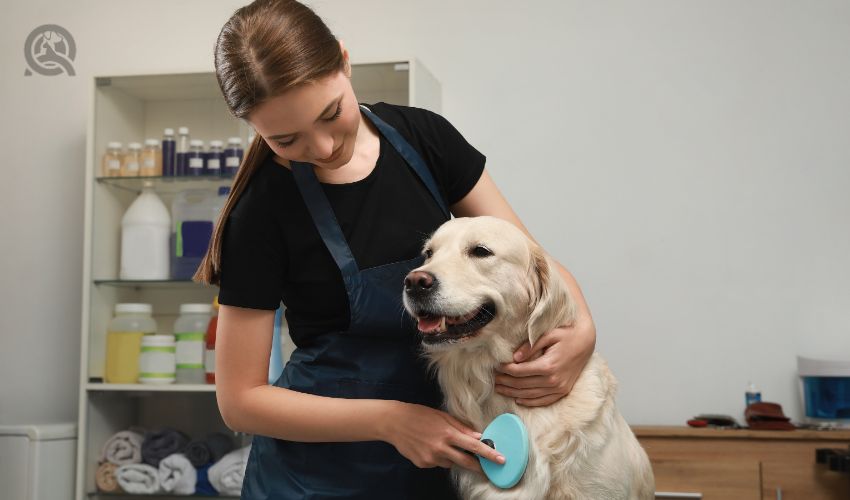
[{"left": 655, "top": 493, "right": 703, "bottom": 499}]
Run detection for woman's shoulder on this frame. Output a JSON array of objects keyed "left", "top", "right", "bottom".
[{"left": 229, "top": 155, "right": 290, "bottom": 220}]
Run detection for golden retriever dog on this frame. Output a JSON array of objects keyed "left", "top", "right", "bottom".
[{"left": 402, "top": 216, "right": 654, "bottom": 500}]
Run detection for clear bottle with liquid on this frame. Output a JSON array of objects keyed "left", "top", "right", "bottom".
[
  {"left": 102, "top": 142, "right": 123, "bottom": 177},
  {"left": 745, "top": 382, "right": 762, "bottom": 407},
  {"left": 140, "top": 139, "right": 162, "bottom": 177},
  {"left": 121, "top": 142, "right": 142, "bottom": 177}
]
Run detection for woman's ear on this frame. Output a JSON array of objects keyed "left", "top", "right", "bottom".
[
  {"left": 339, "top": 40, "right": 351, "bottom": 78},
  {"left": 526, "top": 245, "right": 574, "bottom": 348}
]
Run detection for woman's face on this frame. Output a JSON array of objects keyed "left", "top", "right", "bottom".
[{"left": 248, "top": 70, "right": 361, "bottom": 171}]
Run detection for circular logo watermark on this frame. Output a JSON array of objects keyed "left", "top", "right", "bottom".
[{"left": 24, "top": 24, "right": 76, "bottom": 76}]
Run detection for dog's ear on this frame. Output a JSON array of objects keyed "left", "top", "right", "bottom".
[{"left": 526, "top": 244, "right": 574, "bottom": 348}]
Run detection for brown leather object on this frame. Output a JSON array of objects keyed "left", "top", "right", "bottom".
[{"left": 745, "top": 402, "right": 796, "bottom": 430}]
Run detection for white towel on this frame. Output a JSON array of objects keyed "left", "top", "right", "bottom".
[
  {"left": 208, "top": 445, "right": 250, "bottom": 496},
  {"left": 158, "top": 453, "right": 197, "bottom": 495},
  {"left": 115, "top": 463, "right": 160, "bottom": 494},
  {"left": 100, "top": 430, "right": 143, "bottom": 466}
]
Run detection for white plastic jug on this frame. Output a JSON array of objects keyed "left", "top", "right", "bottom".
[{"left": 120, "top": 181, "right": 170, "bottom": 280}]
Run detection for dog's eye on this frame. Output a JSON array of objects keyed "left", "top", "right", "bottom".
[
  {"left": 423, "top": 248, "right": 433, "bottom": 259},
  {"left": 470, "top": 245, "right": 494, "bottom": 258}
]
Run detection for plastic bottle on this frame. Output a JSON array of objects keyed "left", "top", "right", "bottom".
[
  {"left": 120, "top": 181, "right": 170, "bottom": 280},
  {"left": 139, "top": 335, "right": 176, "bottom": 384},
  {"left": 174, "top": 303, "right": 212, "bottom": 384},
  {"left": 206, "top": 140, "right": 224, "bottom": 176},
  {"left": 205, "top": 297, "right": 219, "bottom": 384},
  {"left": 224, "top": 137, "right": 243, "bottom": 176},
  {"left": 162, "top": 129, "right": 176, "bottom": 177},
  {"left": 176, "top": 127, "right": 190, "bottom": 176},
  {"left": 105, "top": 303, "right": 157, "bottom": 384},
  {"left": 121, "top": 142, "right": 142, "bottom": 177},
  {"left": 102, "top": 142, "right": 123, "bottom": 178},
  {"left": 745, "top": 382, "right": 762, "bottom": 407},
  {"left": 170, "top": 189, "right": 215, "bottom": 280},
  {"left": 186, "top": 139, "right": 205, "bottom": 177},
  {"left": 140, "top": 139, "right": 162, "bottom": 177}
]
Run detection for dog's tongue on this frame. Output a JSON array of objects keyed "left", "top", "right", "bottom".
[{"left": 417, "top": 316, "right": 443, "bottom": 333}]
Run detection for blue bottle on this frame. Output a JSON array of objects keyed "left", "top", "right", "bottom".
[
  {"left": 206, "top": 140, "right": 224, "bottom": 176},
  {"left": 224, "top": 137, "right": 243, "bottom": 177},
  {"left": 186, "top": 140, "right": 205, "bottom": 177},
  {"left": 176, "top": 127, "right": 190, "bottom": 176},
  {"left": 161, "top": 128, "right": 176, "bottom": 177}
]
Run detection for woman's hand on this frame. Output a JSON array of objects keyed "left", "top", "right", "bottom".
[
  {"left": 494, "top": 317, "right": 596, "bottom": 407},
  {"left": 381, "top": 401, "right": 505, "bottom": 473}
]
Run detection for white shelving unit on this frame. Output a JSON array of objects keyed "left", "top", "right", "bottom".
[{"left": 75, "top": 60, "right": 440, "bottom": 500}]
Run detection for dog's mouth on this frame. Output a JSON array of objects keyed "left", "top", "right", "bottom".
[{"left": 414, "top": 302, "right": 496, "bottom": 344}]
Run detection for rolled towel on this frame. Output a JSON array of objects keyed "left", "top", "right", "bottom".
[
  {"left": 184, "top": 432, "right": 235, "bottom": 467},
  {"left": 158, "top": 453, "right": 196, "bottom": 495},
  {"left": 115, "top": 463, "right": 160, "bottom": 494},
  {"left": 95, "top": 462, "right": 122, "bottom": 493},
  {"left": 208, "top": 445, "right": 250, "bottom": 496},
  {"left": 195, "top": 464, "right": 217, "bottom": 496},
  {"left": 100, "top": 430, "right": 143, "bottom": 466},
  {"left": 141, "top": 428, "right": 189, "bottom": 467}
]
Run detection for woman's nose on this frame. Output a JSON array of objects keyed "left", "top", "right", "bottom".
[{"left": 308, "top": 133, "right": 335, "bottom": 161}]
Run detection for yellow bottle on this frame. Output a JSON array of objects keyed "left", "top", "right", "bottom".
[{"left": 105, "top": 303, "right": 157, "bottom": 384}]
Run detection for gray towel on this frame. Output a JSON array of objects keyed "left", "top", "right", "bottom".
[
  {"left": 184, "top": 432, "right": 235, "bottom": 467},
  {"left": 141, "top": 428, "right": 189, "bottom": 467}
]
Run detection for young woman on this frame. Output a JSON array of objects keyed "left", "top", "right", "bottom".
[{"left": 196, "top": 1, "right": 596, "bottom": 498}]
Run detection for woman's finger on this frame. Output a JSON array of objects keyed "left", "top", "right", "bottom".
[
  {"left": 494, "top": 373, "right": 553, "bottom": 389},
  {"left": 495, "top": 384, "right": 553, "bottom": 400},
  {"left": 453, "top": 432, "right": 505, "bottom": 467}
]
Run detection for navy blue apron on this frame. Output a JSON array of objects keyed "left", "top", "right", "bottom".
[{"left": 241, "top": 105, "right": 460, "bottom": 500}]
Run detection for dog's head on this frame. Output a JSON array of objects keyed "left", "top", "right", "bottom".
[{"left": 403, "top": 216, "right": 574, "bottom": 353}]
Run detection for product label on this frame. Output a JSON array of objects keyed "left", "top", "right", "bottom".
[
  {"left": 126, "top": 161, "right": 139, "bottom": 172},
  {"left": 143, "top": 158, "right": 155, "bottom": 168},
  {"left": 207, "top": 159, "right": 221, "bottom": 170},
  {"left": 189, "top": 158, "right": 204, "bottom": 169},
  {"left": 108, "top": 159, "right": 120, "bottom": 170},
  {"left": 225, "top": 156, "right": 240, "bottom": 167},
  {"left": 175, "top": 332, "right": 204, "bottom": 367}
]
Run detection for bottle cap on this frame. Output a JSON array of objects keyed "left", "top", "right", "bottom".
[
  {"left": 107, "top": 141, "right": 123, "bottom": 149},
  {"left": 128, "top": 142, "right": 142, "bottom": 150},
  {"left": 209, "top": 140, "right": 224, "bottom": 148},
  {"left": 180, "top": 303, "right": 212, "bottom": 314},
  {"left": 163, "top": 128, "right": 175, "bottom": 136},
  {"left": 228, "top": 137, "right": 243, "bottom": 145},
  {"left": 178, "top": 127, "right": 190, "bottom": 135},
  {"left": 144, "top": 139, "right": 159, "bottom": 147},
  {"left": 189, "top": 139, "right": 204, "bottom": 147},
  {"left": 115, "top": 303, "right": 153, "bottom": 314}
]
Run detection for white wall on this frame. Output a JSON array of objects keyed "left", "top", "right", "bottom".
[{"left": 2, "top": 0, "right": 848, "bottom": 427}]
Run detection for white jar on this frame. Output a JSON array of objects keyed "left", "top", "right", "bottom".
[
  {"left": 139, "top": 335, "right": 176, "bottom": 384},
  {"left": 174, "top": 304, "right": 212, "bottom": 384},
  {"left": 105, "top": 304, "right": 157, "bottom": 384}
]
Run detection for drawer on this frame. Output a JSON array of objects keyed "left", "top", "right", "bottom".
[
  {"left": 761, "top": 460, "right": 850, "bottom": 500},
  {"left": 651, "top": 459, "right": 760, "bottom": 500}
]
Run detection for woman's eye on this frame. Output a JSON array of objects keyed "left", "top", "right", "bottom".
[
  {"left": 322, "top": 103, "right": 342, "bottom": 122},
  {"left": 276, "top": 139, "right": 295, "bottom": 148},
  {"left": 470, "top": 245, "right": 494, "bottom": 258}
]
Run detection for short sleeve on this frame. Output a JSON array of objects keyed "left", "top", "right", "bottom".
[
  {"left": 372, "top": 103, "right": 486, "bottom": 205},
  {"left": 217, "top": 177, "right": 284, "bottom": 310}
]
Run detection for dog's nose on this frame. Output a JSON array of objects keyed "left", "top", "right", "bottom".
[{"left": 404, "top": 270, "right": 435, "bottom": 291}]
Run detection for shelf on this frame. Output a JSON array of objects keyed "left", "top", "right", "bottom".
[
  {"left": 88, "top": 492, "right": 238, "bottom": 499},
  {"left": 92, "top": 279, "right": 214, "bottom": 289},
  {"left": 87, "top": 383, "right": 215, "bottom": 393},
  {"left": 96, "top": 175, "right": 233, "bottom": 194}
]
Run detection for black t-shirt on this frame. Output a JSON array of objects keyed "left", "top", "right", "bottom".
[{"left": 218, "top": 102, "right": 486, "bottom": 337}]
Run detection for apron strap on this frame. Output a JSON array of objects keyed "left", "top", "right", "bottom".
[
  {"left": 291, "top": 104, "right": 450, "bottom": 278},
  {"left": 359, "top": 105, "right": 450, "bottom": 218}
]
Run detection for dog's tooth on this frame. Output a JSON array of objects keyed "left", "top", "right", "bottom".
[{"left": 439, "top": 316, "right": 447, "bottom": 332}]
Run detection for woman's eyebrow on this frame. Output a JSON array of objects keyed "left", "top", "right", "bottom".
[{"left": 267, "top": 95, "right": 342, "bottom": 140}]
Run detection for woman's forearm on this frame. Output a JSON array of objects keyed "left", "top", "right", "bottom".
[{"left": 220, "top": 385, "right": 398, "bottom": 443}]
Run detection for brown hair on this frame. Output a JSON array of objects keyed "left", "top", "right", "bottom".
[{"left": 194, "top": 0, "right": 346, "bottom": 284}]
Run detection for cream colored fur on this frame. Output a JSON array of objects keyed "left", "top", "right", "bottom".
[{"left": 404, "top": 216, "right": 654, "bottom": 500}]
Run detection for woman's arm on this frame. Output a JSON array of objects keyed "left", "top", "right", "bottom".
[
  {"left": 451, "top": 169, "right": 597, "bottom": 404},
  {"left": 215, "top": 304, "right": 391, "bottom": 442}
]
